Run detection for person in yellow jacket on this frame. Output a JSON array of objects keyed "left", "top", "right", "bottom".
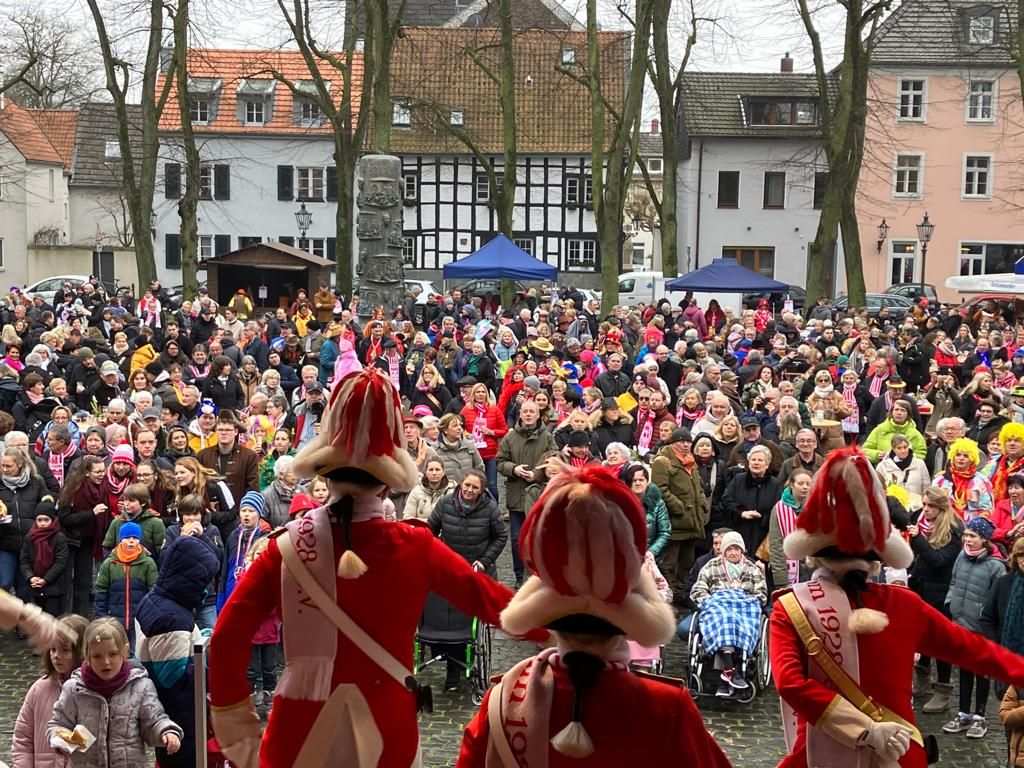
[
  {"left": 228, "top": 289, "right": 253, "bottom": 320},
  {"left": 130, "top": 332, "right": 160, "bottom": 377}
]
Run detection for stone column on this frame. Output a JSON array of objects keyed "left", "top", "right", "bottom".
[{"left": 355, "top": 155, "right": 405, "bottom": 317}]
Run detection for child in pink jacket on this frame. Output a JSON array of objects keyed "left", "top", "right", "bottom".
[{"left": 12, "top": 614, "right": 89, "bottom": 768}]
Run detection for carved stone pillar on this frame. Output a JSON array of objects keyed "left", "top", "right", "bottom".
[{"left": 355, "top": 155, "right": 405, "bottom": 317}]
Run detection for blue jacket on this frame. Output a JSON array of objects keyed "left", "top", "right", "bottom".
[
  {"left": 217, "top": 523, "right": 270, "bottom": 611},
  {"left": 136, "top": 536, "right": 220, "bottom": 768},
  {"left": 94, "top": 550, "right": 158, "bottom": 648}
]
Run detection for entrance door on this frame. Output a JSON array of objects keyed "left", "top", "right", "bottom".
[
  {"left": 889, "top": 241, "right": 917, "bottom": 284},
  {"left": 92, "top": 250, "right": 115, "bottom": 290}
]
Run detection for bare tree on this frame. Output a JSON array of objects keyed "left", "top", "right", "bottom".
[
  {"left": 0, "top": 6, "right": 100, "bottom": 108},
  {"left": 86, "top": 0, "right": 178, "bottom": 285},
  {"left": 170, "top": 0, "right": 202, "bottom": 299},
  {"left": 0, "top": 57, "right": 36, "bottom": 98},
  {"left": 797, "top": 0, "right": 891, "bottom": 308}
]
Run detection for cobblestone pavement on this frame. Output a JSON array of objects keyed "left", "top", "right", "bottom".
[{"left": 0, "top": 547, "right": 1008, "bottom": 767}]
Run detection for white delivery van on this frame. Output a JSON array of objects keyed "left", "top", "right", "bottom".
[{"left": 617, "top": 271, "right": 669, "bottom": 306}]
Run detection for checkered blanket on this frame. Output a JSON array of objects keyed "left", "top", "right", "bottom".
[{"left": 698, "top": 588, "right": 762, "bottom": 655}]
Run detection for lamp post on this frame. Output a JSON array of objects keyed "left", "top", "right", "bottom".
[
  {"left": 875, "top": 219, "right": 889, "bottom": 254},
  {"left": 295, "top": 203, "right": 313, "bottom": 239},
  {"left": 916, "top": 212, "right": 934, "bottom": 296},
  {"left": 150, "top": 210, "right": 157, "bottom": 240}
]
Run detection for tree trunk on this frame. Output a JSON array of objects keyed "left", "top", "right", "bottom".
[
  {"left": 335, "top": 141, "right": 356, "bottom": 297},
  {"left": 368, "top": 0, "right": 392, "bottom": 153},
  {"left": 172, "top": 0, "right": 200, "bottom": 300}
]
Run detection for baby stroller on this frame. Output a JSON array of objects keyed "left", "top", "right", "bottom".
[
  {"left": 414, "top": 590, "right": 493, "bottom": 705},
  {"left": 685, "top": 600, "right": 772, "bottom": 703}
]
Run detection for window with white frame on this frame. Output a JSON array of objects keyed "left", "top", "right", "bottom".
[
  {"left": 890, "top": 241, "right": 917, "bottom": 284},
  {"left": 298, "top": 238, "right": 327, "bottom": 258},
  {"left": 964, "top": 155, "right": 992, "bottom": 198},
  {"left": 450, "top": 110, "right": 464, "bottom": 126},
  {"left": 297, "top": 167, "right": 325, "bottom": 200},
  {"left": 561, "top": 48, "right": 576, "bottom": 65},
  {"left": 403, "top": 172, "right": 418, "bottom": 200},
  {"left": 894, "top": 154, "right": 922, "bottom": 197},
  {"left": 632, "top": 243, "right": 646, "bottom": 266},
  {"left": 960, "top": 243, "right": 985, "bottom": 275},
  {"left": 104, "top": 141, "right": 120, "bottom": 159},
  {"left": 199, "top": 165, "right": 213, "bottom": 199},
  {"left": 300, "top": 100, "right": 321, "bottom": 123},
  {"left": 968, "top": 80, "right": 994, "bottom": 120},
  {"left": 898, "top": 79, "right": 925, "bottom": 120},
  {"left": 244, "top": 100, "right": 265, "bottom": 125},
  {"left": 199, "top": 235, "right": 213, "bottom": 261},
  {"left": 190, "top": 99, "right": 210, "bottom": 124},
  {"left": 392, "top": 101, "right": 411, "bottom": 127},
  {"left": 567, "top": 239, "right": 597, "bottom": 269},
  {"left": 565, "top": 174, "right": 593, "bottom": 205},
  {"left": 513, "top": 238, "right": 534, "bottom": 255},
  {"left": 647, "top": 157, "right": 663, "bottom": 174},
  {"left": 474, "top": 172, "right": 502, "bottom": 202},
  {"left": 401, "top": 236, "right": 415, "bottom": 266},
  {"left": 969, "top": 14, "right": 995, "bottom": 44}
]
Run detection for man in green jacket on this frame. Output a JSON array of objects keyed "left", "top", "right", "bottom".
[
  {"left": 497, "top": 400, "right": 557, "bottom": 588},
  {"left": 650, "top": 428, "right": 709, "bottom": 605}
]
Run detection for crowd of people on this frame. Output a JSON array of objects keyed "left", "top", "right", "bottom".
[{"left": 7, "top": 275, "right": 1024, "bottom": 765}]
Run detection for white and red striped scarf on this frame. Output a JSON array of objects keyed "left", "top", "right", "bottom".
[
  {"left": 47, "top": 442, "right": 77, "bottom": 486},
  {"left": 868, "top": 371, "right": 888, "bottom": 398},
  {"left": 637, "top": 409, "right": 655, "bottom": 452},
  {"left": 774, "top": 498, "right": 801, "bottom": 585},
  {"left": 471, "top": 402, "right": 488, "bottom": 448},
  {"left": 841, "top": 384, "right": 859, "bottom": 433}
]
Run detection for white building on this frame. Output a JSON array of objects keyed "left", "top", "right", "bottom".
[
  {"left": 677, "top": 65, "right": 845, "bottom": 296},
  {"left": 0, "top": 98, "right": 72, "bottom": 286}
]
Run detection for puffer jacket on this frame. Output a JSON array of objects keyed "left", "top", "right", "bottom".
[
  {"left": 946, "top": 546, "right": 1007, "bottom": 632},
  {"left": 588, "top": 410, "right": 634, "bottom": 457},
  {"left": 862, "top": 418, "right": 927, "bottom": 464},
  {"left": 47, "top": 666, "right": 183, "bottom": 768},
  {"left": 136, "top": 536, "right": 220, "bottom": 768},
  {"left": 1000, "top": 685, "right": 1024, "bottom": 767},
  {"left": 649, "top": 445, "right": 708, "bottom": 542},
  {"left": 405, "top": 477, "right": 455, "bottom": 521},
  {"left": 12, "top": 675, "right": 67, "bottom": 768},
  {"left": 640, "top": 483, "right": 671, "bottom": 562},
  {"left": 875, "top": 455, "right": 931, "bottom": 498},
  {"left": 0, "top": 473, "right": 52, "bottom": 555},
  {"left": 908, "top": 514, "right": 963, "bottom": 611},
  {"left": 102, "top": 509, "right": 166, "bottom": 561},
  {"left": 163, "top": 522, "right": 223, "bottom": 607},
  {"left": 261, "top": 481, "right": 297, "bottom": 529},
  {"left": 689, "top": 554, "right": 768, "bottom": 606},
  {"left": 497, "top": 422, "right": 558, "bottom": 512},
  {"left": 428, "top": 491, "right": 507, "bottom": 573},
  {"left": 434, "top": 435, "right": 484, "bottom": 486},
  {"left": 94, "top": 550, "right": 158, "bottom": 645}
]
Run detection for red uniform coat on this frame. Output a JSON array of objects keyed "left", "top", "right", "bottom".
[
  {"left": 771, "top": 583, "right": 1024, "bottom": 768},
  {"left": 209, "top": 519, "right": 518, "bottom": 768},
  {"left": 456, "top": 665, "right": 732, "bottom": 768}
]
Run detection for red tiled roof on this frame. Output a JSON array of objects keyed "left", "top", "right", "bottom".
[
  {"left": 0, "top": 99, "right": 64, "bottom": 165},
  {"left": 157, "top": 48, "right": 362, "bottom": 134},
  {"left": 27, "top": 108, "right": 79, "bottom": 169}
]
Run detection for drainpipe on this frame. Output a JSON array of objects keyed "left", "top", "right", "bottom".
[{"left": 694, "top": 139, "right": 704, "bottom": 269}]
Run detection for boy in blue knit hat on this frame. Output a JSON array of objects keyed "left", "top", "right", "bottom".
[
  {"left": 94, "top": 520, "right": 158, "bottom": 651},
  {"left": 217, "top": 491, "right": 270, "bottom": 612}
]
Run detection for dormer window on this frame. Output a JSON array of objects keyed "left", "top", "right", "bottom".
[
  {"left": 293, "top": 81, "right": 329, "bottom": 127},
  {"left": 748, "top": 98, "right": 818, "bottom": 126},
  {"left": 393, "top": 100, "right": 411, "bottom": 127},
  {"left": 968, "top": 13, "right": 995, "bottom": 44},
  {"left": 562, "top": 48, "right": 576, "bottom": 66},
  {"left": 187, "top": 77, "right": 222, "bottom": 125},
  {"left": 237, "top": 78, "right": 275, "bottom": 126}
]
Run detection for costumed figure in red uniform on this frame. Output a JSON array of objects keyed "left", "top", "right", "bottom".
[
  {"left": 457, "top": 465, "right": 732, "bottom": 768},
  {"left": 771, "top": 446, "right": 1024, "bottom": 768},
  {"left": 208, "top": 366, "right": 529, "bottom": 768},
  {"left": 0, "top": 590, "right": 74, "bottom": 652}
]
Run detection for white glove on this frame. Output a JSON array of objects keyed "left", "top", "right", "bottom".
[
  {"left": 210, "top": 699, "right": 262, "bottom": 768},
  {"left": 18, "top": 602, "right": 75, "bottom": 655},
  {"left": 861, "top": 721, "right": 912, "bottom": 762}
]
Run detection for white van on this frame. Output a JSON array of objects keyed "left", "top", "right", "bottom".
[{"left": 617, "top": 271, "right": 671, "bottom": 306}]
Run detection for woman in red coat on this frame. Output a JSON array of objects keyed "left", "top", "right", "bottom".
[
  {"left": 461, "top": 382, "right": 508, "bottom": 503},
  {"left": 771, "top": 447, "right": 1024, "bottom": 768},
  {"left": 457, "top": 466, "right": 731, "bottom": 768}
]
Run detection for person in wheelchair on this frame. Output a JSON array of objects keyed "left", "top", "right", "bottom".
[{"left": 690, "top": 531, "right": 768, "bottom": 697}]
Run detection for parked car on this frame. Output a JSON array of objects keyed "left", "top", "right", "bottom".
[
  {"left": 884, "top": 283, "right": 938, "bottom": 303},
  {"left": 452, "top": 279, "right": 529, "bottom": 299},
  {"left": 831, "top": 293, "right": 914, "bottom": 321},
  {"left": 165, "top": 280, "right": 208, "bottom": 311},
  {"left": 742, "top": 285, "right": 806, "bottom": 311},
  {"left": 24, "top": 275, "right": 92, "bottom": 302}
]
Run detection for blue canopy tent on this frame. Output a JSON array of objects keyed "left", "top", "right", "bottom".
[
  {"left": 442, "top": 234, "right": 557, "bottom": 281},
  {"left": 665, "top": 257, "right": 789, "bottom": 293}
]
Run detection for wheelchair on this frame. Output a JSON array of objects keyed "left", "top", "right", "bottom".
[
  {"left": 684, "top": 606, "right": 772, "bottom": 704},
  {"left": 413, "top": 615, "right": 493, "bottom": 705}
]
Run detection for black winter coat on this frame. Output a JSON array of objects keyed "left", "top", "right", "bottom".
[
  {"left": 428, "top": 491, "right": 507, "bottom": 573},
  {"left": 721, "top": 470, "right": 782, "bottom": 555},
  {"left": 908, "top": 514, "right": 963, "bottom": 612},
  {"left": 591, "top": 415, "right": 634, "bottom": 456},
  {"left": 981, "top": 570, "right": 1022, "bottom": 642},
  {"left": 19, "top": 528, "right": 69, "bottom": 596},
  {"left": 202, "top": 376, "right": 245, "bottom": 412},
  {"left": 0, "top": 474, "right": 51, "bottom": 555}
]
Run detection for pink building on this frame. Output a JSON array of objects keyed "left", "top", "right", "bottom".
[{"left": 857, "top": 0, "right": 1024, "bottom": 301}]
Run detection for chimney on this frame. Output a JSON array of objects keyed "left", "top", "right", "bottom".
[
  {"left": 780, "top": 52, "right": 794, "bottom": 73},
  {"left": 650, "top": 118, "right": 660, "bottom": 135}
]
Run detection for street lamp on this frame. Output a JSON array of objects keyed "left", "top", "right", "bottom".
[
  {"left": 916, "top": 212, "right": 935, "bottom": 294},
  {"left": 150, "top": 210, "right": 157, "bottom": 240},
  {"left": 875, "top": 219, "right": 889, "bottom": 253},
  {"left": 294, "top": 203, "right": 313, "bottom": 238}
]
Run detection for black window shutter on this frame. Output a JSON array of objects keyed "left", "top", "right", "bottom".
[
  {"left": 277, "top": 165, "right": 294, "bottom": 201},
  {"left": 279, "top": 236, "right": 295, "bottom": 247},
  {"left": 326, "top": 237, "right": 337, "bottom": 262},
  {"left": 165, "top": 233, "right": 181, "bottom": 269},
  {"left": 214, "top": 234, "right": 231, "bottom": 256},
  {"left": 214, "top": 164, "right": 230, "bottom": 200},
  {"left": 165, "top": 163, "right": 181, "bottom": 199},
  {"left": 326, "top": 166, "right": 337, "bottom": 201}
]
